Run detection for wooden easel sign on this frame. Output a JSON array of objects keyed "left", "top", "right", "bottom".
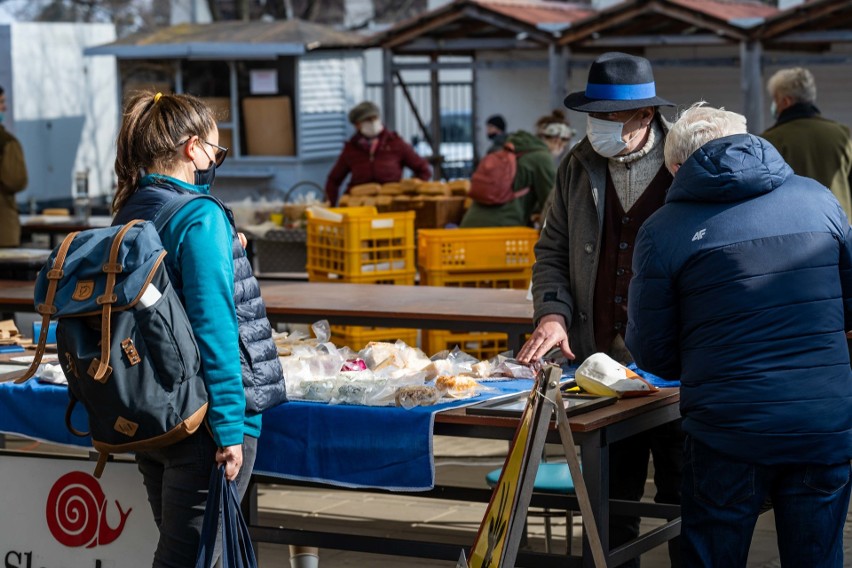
[{"left": 457, "top": 365, "right": 606, "bottom": 568}]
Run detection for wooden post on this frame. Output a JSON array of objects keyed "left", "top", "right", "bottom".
[
  {"left": 549, "top": 44, "right": 568, "bottom": 113},
  {"left": 740, "top": 40, "right": 764, "bottom": 134},
  {"left": 430, "top": 52, "right": 443, "bottom": 180},
  {"left": 382, "top": 49, "right": 396, "bottom": 131}
]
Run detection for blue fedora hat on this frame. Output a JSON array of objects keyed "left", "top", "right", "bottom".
[{"left": 564, "top": 52, "right": 674, "bottom": 113}]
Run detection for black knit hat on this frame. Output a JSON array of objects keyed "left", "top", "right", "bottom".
[
  {"left": 486, "top": 114, "right": 506, "bottom": 132},
  {"left": 564, "top": 52, "right": 674, "bottom": 113}
]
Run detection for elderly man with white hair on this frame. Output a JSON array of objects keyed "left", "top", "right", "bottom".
[
  {"left": 626, "top": 103, "right": 852, "bottom": 568},
  {"left": 762, "top": 67, "right": 852, "bottom": 220}
]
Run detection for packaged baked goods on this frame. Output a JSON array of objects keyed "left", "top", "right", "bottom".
[
  {"left": 395, "top": 385, "right": 442, "bottom": 409},
  {"left": 447, "top": 179, "right": 470, "bottom": 196},
  {"left": 435, "top": 374, "right": 485, "bottom": 398},
  {"left": 349, "top": 183, "right": 381, "bottom": 196}
]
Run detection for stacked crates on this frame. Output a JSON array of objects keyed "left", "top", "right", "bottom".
[
  {"left": 306, "top": 206, "right": 417, "bottom": 349},
  {"left": 417, "top": 227, "right": 539, "bottom": 358}
]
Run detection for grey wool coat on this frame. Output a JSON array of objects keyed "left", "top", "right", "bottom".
[{"left": 531, "top": 114, "right": 671, "bottom": 362}]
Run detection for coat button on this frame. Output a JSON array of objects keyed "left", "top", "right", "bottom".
[
  {"left": 584, "top": 242, "right": 594, "bottom": 254},
  {"left": 622, "top": 216, "right": 631, "bottom": 224},
  {"left": 616, "top": 267, "right": 625, "bottom": 276},
  {"left": 579, "top": 312, "right": 588, "bottom": 322},
  {"left": 614, "top": 322, "right": 623, "bottom": 330},
  {"left": 614, "top": 296, "right": 623, "bottom": 304},
  {"left": 619, "top": 242, "right": 629, "bottom": 250}
]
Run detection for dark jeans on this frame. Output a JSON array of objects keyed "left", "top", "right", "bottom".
[
  {"left": 609, "top": 419, "right": 683, "bottom": 568},
  {"left": 136, "top": 429, "right": 258, "bottom": 568},
  {"left": 682, "top": 435, "right": 851, "bottom": 568}
]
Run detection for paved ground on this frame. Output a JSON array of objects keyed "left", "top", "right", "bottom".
[{"left": 253, "top": 436, "right": 852, "bottom": 567}]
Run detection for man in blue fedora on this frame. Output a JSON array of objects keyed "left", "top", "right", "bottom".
[{"left": 518, "top": 52, "right": 681, "bottom": 567}]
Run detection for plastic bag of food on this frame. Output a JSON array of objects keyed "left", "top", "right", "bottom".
[
  {"left": 575, "top": 353, "right": 658, "bottom": 398},
  {"left": 394, "top": 384, "right": 442, "bottom": 409},
  {"left": 434, "top": 374, "right": 491, "bottom": 399}
]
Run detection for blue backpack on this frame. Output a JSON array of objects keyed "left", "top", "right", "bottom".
[{"left": 16, "top": 196, "right": 209, "bottom": 477}]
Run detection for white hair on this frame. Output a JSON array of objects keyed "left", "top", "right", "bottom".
[
  {"left": 664, "top": 102, "right": 748, "bottom": 172},
  {"left": 767, "top": 67, "right": 817, "bottom": 104}
]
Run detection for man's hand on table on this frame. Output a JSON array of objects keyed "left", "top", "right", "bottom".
[{"left": 516, "top": 314, "right": 576, "bottom": 365}]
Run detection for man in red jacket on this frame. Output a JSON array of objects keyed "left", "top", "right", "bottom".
[{"left": 324, "top": 101, "right": 431, "bottom": 204}]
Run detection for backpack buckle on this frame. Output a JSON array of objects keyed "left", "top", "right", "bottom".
[
  {"left": 46, "top": 268, "right": 64, "bottom": 280},
  {"left": 96, "top": 294, "right": 118, "bottom": 305},
  {"left": 121, "top": 338, "right": 141, "bottom": 366},
  {"left": 36, "top": 304, "right": 57, "bottom": 315},
  {"left": 102, "top": 263, "right": 123, "bottom": 274}
]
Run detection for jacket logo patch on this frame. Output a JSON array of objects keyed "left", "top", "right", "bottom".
[
  {"left": 72, "top": 280, "right": 95, "bottom": 301},
  {"left": 691, "top": 228, "right": 707, "bottom": 242}
]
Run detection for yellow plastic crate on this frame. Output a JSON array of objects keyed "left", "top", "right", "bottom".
[
  {"left": 306, "top": 206, "right": 415, "bottom": 281},
  {"left": 330, "top": 325, "right": 418, "bottom": 351},
  {"left": 417, "top": 227, "right": 539, "bottom": 272},
  {"left": 422, "top": 330, "right": 508, "bottom": 360},
  {"left": 420, "top": 268, "right": 531, "bottom": 289}
]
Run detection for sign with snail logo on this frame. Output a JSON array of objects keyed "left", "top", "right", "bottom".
[{"left": 0, "top": 453, "right": 157, "bottom": 567}]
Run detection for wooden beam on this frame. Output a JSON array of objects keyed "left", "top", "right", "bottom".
[
  {"left": 759, "top": 0, "right": 848, "bottom": 40},
  {"left": 650, "top": 3, "right": 749, "bottom": 41},
  {"left": 382, "top": 10, "right": 463, "bottom": 50},
  {"left": 578, "top": 34, "right": 730, "bottom": 47},
  {"left": 462, "top": 5, "right": 553, "bottom": 44},
  {"left": 396, "top": 37, "right": 542, "bottom": 53},
  {"left": 558, "top": 3, "right": 649, "bottom": 45}
]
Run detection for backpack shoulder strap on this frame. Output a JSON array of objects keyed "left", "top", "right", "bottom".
[
  {"left": 152, "top": 193, "right": 234, "bottom": 234},
  {"left": 13, "top": 231, "right": 79, "bottom": 384}
]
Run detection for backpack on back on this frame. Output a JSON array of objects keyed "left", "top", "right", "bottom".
[
  {"left": 16, "top": 196, "right": 209, "bottom": 478},
  {"left": 467, "top": 142, "right": 530, "bottom": 206}
]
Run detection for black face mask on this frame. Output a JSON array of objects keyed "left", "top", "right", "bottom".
[
  {"left": 194, "top": 159, "right": 216, "bottom": 189},
  {"left": 487, "top": 133, "right": 498, "bottom": 141}
]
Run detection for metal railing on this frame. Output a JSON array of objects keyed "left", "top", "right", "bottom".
[{"left": 366, "top": 81, "right": 474, "bottom": 180}]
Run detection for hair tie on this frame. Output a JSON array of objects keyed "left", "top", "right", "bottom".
[{"left": 153, "top": 92, "right": 163, "bottom": 104}]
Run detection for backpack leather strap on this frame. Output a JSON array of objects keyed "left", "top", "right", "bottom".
[
  {"left": 13, "top": 231, "right": 79, "bottom": 384},
  {"left": 92, "top": 220, "right": 142, "bottom": 382}
]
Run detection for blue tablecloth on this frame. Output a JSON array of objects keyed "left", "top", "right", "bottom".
[{"left": 0, "top": 377, "right": 536, "bottom": 491}]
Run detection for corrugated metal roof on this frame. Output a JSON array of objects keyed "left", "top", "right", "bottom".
[
  {"left": 671, "top": 0, "right": 778, "bottom": 25},
  {"left": 472, "top": 0, "right": 596, "bottom": 26},
  {"left": 85, "top": 19, "right": 365, "bottom": 59}
]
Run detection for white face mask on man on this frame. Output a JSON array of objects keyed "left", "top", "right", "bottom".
[
  {"left": 585, "top": 111, "right": 642, "bottom": 158},
  {"left": 359, "top": 119, "right": 383, "bottom": 139}
]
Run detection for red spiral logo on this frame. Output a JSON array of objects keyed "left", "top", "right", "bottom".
[{"left": 46, "top": 471, "right": 132, "bottom": 548}]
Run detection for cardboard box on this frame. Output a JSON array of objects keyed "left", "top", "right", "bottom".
[
  {"left": 242, "top": 96, "right": 295, "bottom": 156},
  {"left": 392, "top": 196, "right": 465, "bottom": 230}
]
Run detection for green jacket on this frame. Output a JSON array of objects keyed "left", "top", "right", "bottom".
[
  {"left": 460, "top": 131, "right": 555, "bottom": 228},
  {"left": 762, "top": 103, "right": 852, "bottom": 220}
]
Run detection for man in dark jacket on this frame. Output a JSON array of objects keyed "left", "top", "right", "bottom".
[
  {"left": 762, "top": 67, "right": 852, "bottom": 220},
  {"left": 627, "top": 103, "right": 852, "bottom": 567},
  {"left": 324, "top": 101, "right": 431, "bottom": 204},
  {"left": 518, "top": 52, "right": 681, "bottom": 568},
  {"left": 0, "top": 85, "right": 28, "bottom": 247}
]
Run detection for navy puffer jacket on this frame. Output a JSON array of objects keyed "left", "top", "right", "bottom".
[{"left": 626, "top": 133, "right": 852, "bottom": 466}]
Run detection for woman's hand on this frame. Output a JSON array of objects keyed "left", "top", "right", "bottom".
[
  {"left": 516, "top": 314, "right": 575, "bottom": 364},
  {"left": 237, "top": 232, "right": 248, "bottom": 249},
  {"left": 216, "top": 444, "right": 244, "bottom": 481}
]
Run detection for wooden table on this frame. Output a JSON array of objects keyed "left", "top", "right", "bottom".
[
  {"left": 19, "top": 215, "right": 112, "bottom": 248},
  {"left": 249, "top": 389, "right": 682, "bottom": 568},
  {"left": 0, "top": 279, "right": 535, "bottom": 353}
]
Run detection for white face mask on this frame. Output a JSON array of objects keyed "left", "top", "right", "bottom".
[
  {"left": 586, "top": 111, "right": 642, "bottom": 158},
  {"left": 770, "top": 100, "right": 778, "bottom": 120},
  {"left": 359, "top": 119, "right": 383, "bottom": 139}
]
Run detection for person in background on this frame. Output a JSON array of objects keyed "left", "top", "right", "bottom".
[
  {"left": 535, "top": 109, "right": 575, "bottom": 164},
  {"left": 485, "top": 113, "right": 508, "bottom": 154},
  {"left": 459, "top": 112, "right": 556, "bottom": 228},
  {"left": 627, "top": 102, "right": 852, "bottom": 567},
  {"left": 762, "top": 67, "right": 852, "bottom": 220},
  {"left": 0, "top": 85, "right": 28, "bottom": 247},
  {"left": 517, "top": 52, "right": 681, "bottom": 568},
  {"left": 111, "top": 91, "right": 288, "bottom": 567},
  {"left": 324, "top": 101, "right": 431, "bottom": 205}
]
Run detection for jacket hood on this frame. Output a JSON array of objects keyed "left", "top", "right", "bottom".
[
  {"left": 508, "top": 130, "right": 549, "bottom": 154},
  {"left": 668, "top": 134, "right": 793, "bottom": 204}
]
